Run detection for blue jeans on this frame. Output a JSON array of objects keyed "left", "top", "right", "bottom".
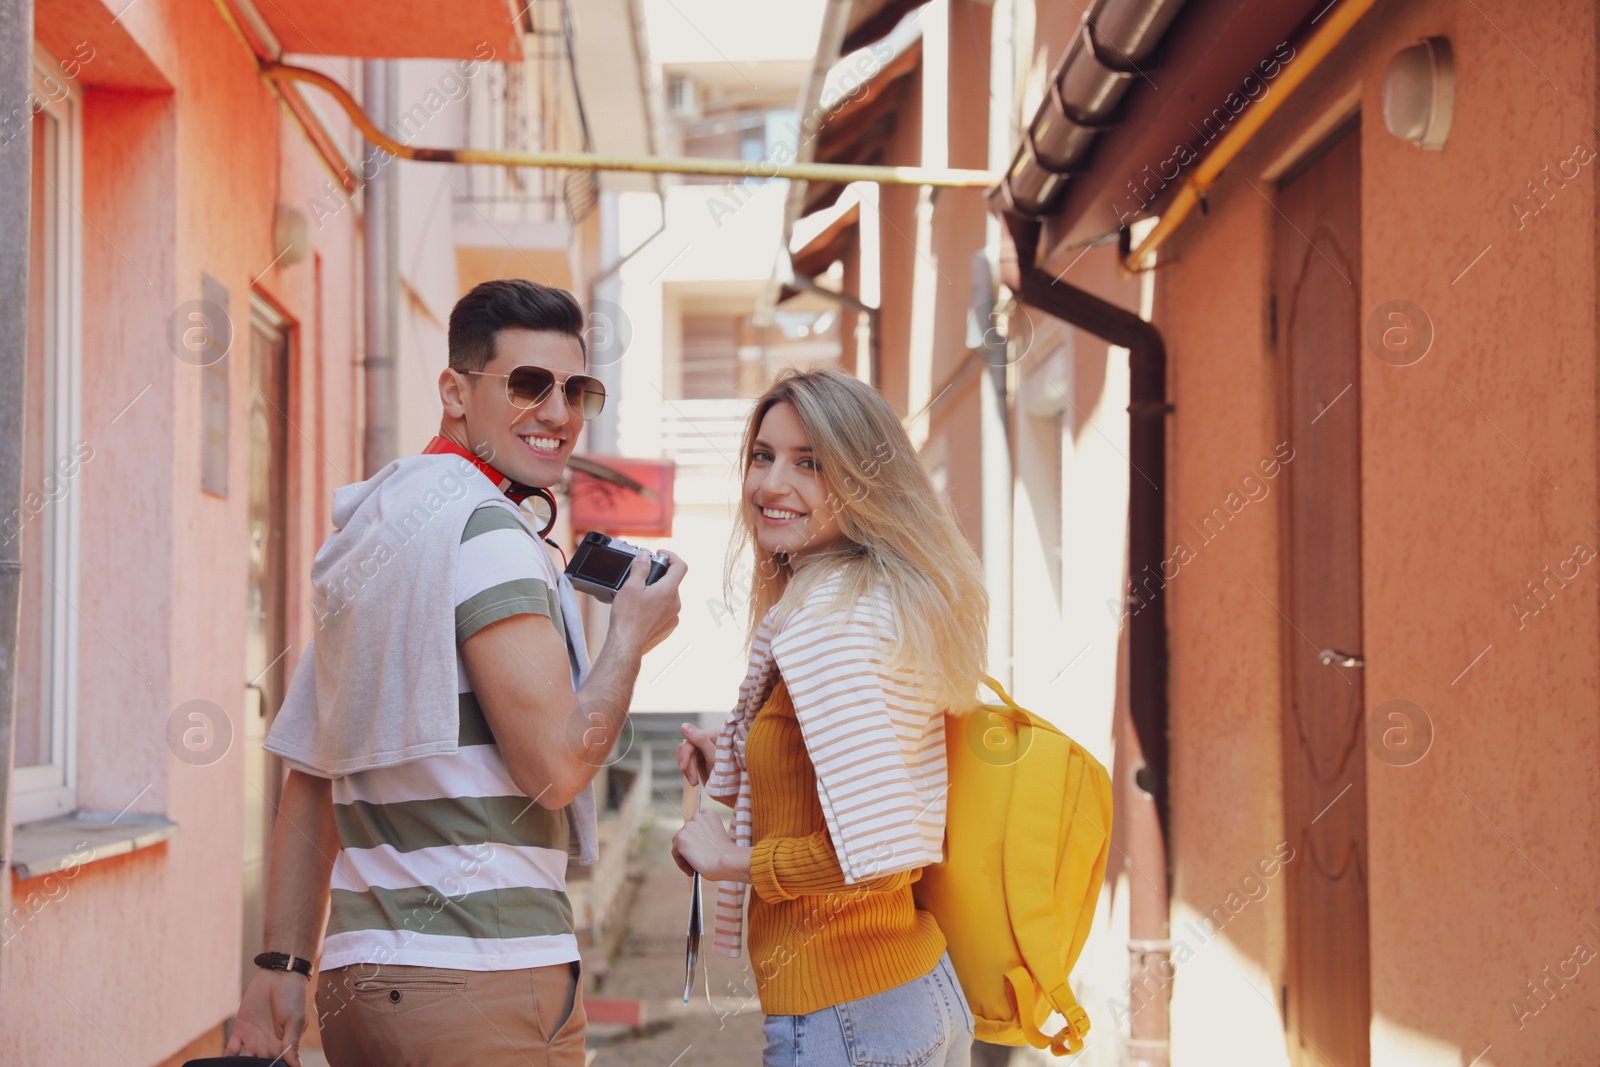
[{"left": 761, "top": 951, "right": 974, "bottom": 1067}]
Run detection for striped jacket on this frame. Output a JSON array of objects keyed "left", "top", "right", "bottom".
[{"left": 708, "top": 572, "right": 949, "bottom": 957}]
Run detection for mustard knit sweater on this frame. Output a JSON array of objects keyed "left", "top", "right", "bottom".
[{"left": 744, "top": 680, "right": 947, "bottom": 1016}]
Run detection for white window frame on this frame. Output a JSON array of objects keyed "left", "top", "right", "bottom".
[{"left": 13, "top": 45, "right": 84, "bottom": 825}]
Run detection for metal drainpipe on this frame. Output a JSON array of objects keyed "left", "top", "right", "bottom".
[
  {"left": 0, "top": 0, "right": 36, "bottom": 990},
  {"left": 583, "top": 0, "right": 671, "bottom": 458},
  {"left": 586, "top": 204, "right": 664, "bottom": 458},
  {"left": 361, "top": 60, "right": 398, "bottom": 476},
  {"left": 1005, "top": 217, "right": 1171, "bottom": 1067},
  {"left": 787, "top": 274, "right": 880, "bottom": 388}
]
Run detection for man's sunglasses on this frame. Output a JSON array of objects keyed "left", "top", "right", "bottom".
[{"left": 462, "top": 366, "right": 607, "bottom": 421}]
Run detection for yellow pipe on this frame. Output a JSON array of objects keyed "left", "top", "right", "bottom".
[
  {"left": 1123, "top": 0, "right": 1381, "bottom": 272},
  {"left": 262, "top": 61, "right": 999, "bottom": 189}
]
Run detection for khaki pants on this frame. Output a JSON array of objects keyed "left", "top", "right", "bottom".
[{"left": 314, "top": 960, "right": 586, "bottom": 1067}]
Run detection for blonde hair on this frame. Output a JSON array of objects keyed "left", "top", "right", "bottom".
[{"left": 726, "top": 367, "right": 989, "bottom": 711}]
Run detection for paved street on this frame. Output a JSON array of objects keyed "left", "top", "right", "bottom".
[
  {"left": 588, "top": 799, "right": 768, "bottom": 1067},
  {"left": 585, "top": 800, "right": 766, "bottom": 1067},
  {"left": 581, "top": 792, "right": 1040, "bottom": 1067}
]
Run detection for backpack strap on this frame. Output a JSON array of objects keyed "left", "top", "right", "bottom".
[
  {"left": 1002, "top": 966, "right": 1091, "bottom": 1054},
  {"left": 987, "top": 676, "right": 1093, "bottom": 1056}
]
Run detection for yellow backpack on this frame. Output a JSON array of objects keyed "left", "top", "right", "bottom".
[{"left": 913, "top": 677, "right": 1113, "bottom": 1055}]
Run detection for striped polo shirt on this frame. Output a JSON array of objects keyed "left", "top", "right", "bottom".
[{"left": 319, "top": 503, "right": 580, "bottom": 972}]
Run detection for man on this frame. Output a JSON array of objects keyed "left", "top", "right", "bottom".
[{"left": 226, "top": 279, "right": 684, "bottom": 1066}]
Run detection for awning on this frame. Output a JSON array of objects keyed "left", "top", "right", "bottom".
[
  {"left": 779, "top": 200, "right": 861, "bottom": 303},
  {"left": 994, "top": 0, "right": 1330, "bottom": 263},
  {"left": 35, "top": 0, "right": 171, "bottom": 90},
  {"left": 793, "top": 201, "right": 861, "bottom": 278},
  {"left": 569, "top": 458, "right": 675, "bottom": 538},
  {"left": 240, "top": 0, "right": 523, "bottom": 60},
  {"left": 842, "top": 0, "right": 927, "bottom": 53},
  {"left": 803, "top": 37, "right": 922, "bottom": 217}
]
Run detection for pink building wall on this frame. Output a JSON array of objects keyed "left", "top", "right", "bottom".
[
  {"left": 1147, "top": 1, "right": 1600, "bottom": 1062},
  {"left": 3, "top": 2, "right": 362, "bottom": 1063}
]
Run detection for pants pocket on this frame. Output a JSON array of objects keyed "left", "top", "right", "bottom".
[
  {"left": 833, "top": 968, "right": 946, "bottom": 1067},
  {"left": 349, "top": 967, "right": 468, "bottom": 1016},
  {"left": 938, "top": 953, "right": 974, "bottom": 1036},
  {"left": 531, "top": 959, "right": 586, "bottom": 1048}
]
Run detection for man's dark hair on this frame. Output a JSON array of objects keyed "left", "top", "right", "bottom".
[{"left": 448, "top": 279, "right": 586, "bottom": 372}]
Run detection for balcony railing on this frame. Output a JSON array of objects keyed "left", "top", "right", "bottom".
[{"left": 454, "top": 2, "right": 598, "bottom": 228}]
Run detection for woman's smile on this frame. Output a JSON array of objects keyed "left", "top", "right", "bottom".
[{"left": 744, "top": 400, "right": 842, "bottom": 557}]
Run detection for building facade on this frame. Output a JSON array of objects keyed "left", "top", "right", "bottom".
[
  {"left": 3, "top": 1, "right": 375, "bottom": 1060},
  {"left": 0, "top": 1, "right": 616, "bottom": 1062},
  {"left": 801, "top": 0, "right": 1600, "bottom": 1065}
]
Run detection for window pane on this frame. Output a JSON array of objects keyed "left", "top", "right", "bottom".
[
  {"left": 679, "top": 309, "right": 843, "bottom": 400},
  {"left": 681, "top": 314, "right": 740, "bottom": 399},
  {"left": 15, "top": 106, "right": 59, "bottom": 770}
]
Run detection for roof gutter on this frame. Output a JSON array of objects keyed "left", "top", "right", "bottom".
[
  {"left": 1124, "top": 0, "right": 1379, "bottom": 270},
  {"left": 993, "top": 0, "right": 1380, "bottom": 270},
  {"left": 992, "top": 0, "right": 1191, "bottom": 219}
]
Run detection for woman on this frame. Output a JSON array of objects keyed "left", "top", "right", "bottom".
[{"left": 672, "top": 367, "right": 988, "bottom": 1067}]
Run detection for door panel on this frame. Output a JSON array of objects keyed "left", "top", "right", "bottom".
[{"left": 1273, "top": 119, "right": 1371, "bottom": 1067}]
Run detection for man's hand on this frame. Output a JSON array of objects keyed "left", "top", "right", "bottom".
[
  {"left": 225, "top": 769, "right": 337, "bottom": 1066},
  {"left": 224, "top": 968, "right": 311, "bottom": 1066},
  {"left": 608, "top": 550, "right": 686, "bottom": 655},
  {"left": 672, "top": 810, "right": 751, "bottom": 883},
  {"left": 466, "top": 548, "right": 687, "bottom": 808}
]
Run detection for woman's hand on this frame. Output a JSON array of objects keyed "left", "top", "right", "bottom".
[
  {"left": 672, "top": 810, "right": 751, "bottom": 883},
  {"left": 678, "top": 723, "right": 718, "bottom": 786}
]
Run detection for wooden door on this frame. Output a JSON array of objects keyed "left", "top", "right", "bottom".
[
  {"left": 1272, "top": 119, "right": 1370, "bottom": 1067},
  {"left": 241, "top": 299, "right": 291, "bottom": 991}
]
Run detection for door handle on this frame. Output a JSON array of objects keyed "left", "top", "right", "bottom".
[{"left": 1318, "top": 648, "right": 1364, "bottom": 668}]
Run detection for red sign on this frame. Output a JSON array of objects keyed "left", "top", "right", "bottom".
[{"left": 568, "top": 457, "right": 675, "bottom": 537}]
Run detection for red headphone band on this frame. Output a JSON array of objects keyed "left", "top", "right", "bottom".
[{"left": 422, "top": 436, "right": 558, "bottom": 537}]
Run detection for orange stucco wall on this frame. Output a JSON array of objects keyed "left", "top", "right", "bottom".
[
  {"left": 3, "top": 2, "right": 362, "bottom": 1063},
  {"left": 1150, "top": 1, "right": 1600, "bottom": 1063}
]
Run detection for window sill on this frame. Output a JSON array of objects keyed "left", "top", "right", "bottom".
[{"left": 9, "top": 812, "right": 180, "bottom": 881}]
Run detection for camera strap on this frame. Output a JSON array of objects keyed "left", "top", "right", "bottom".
[{"left": 421, "top": 435, "right": 559, "bottom": 539}]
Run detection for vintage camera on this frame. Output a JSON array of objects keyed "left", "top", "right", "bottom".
[{"left": 564, "top": 531, "right": 670, "bottom": 603}]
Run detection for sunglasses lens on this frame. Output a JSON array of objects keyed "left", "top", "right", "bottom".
[
  {"left": 503, "top": 366, "right": 605, "bottom": 419},
  {"left": 566, "top": 375, "right": 607, "bottom": 420},
  {"left": 505, "top": 366, "right": 555, "bottom": 408}
]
